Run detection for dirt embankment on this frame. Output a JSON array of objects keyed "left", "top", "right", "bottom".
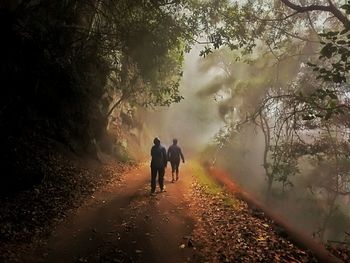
[{"left": 203, "top": 165, "right": 346, "bottom": 263}]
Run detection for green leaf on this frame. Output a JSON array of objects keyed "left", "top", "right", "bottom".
[
  {"left": 306, "top": 62, "right": 316, "bottom": 67},
  {"left": 340, "top": 28, "right": 350, "bottom": 35},
  {"left": 337, "top": 108, "right": 345, "bottom": 115},
  {"left": 316, "top": 88, "right": 326, "bottom": 94},
  {"left": 328, "top": 92, "right": 338, "bottom": 100},
  {"left": 199, "top": 47, "right": 213, "bottom": 58},
  {"left": 337, "top": 40, "right": 347, "bottom": 45},
  {"left": 332, "top": 74, "right": 345, "bottom": 83},
  {"left": 329, "top": 100, "right": 337, "bottom": 108},
  {"left": 302, "top": 115, "right": 315, "bottom": 121},
  {"left": 320, "top": 43, "right": 335, "bottom": 59},
  {"left": 315, "top": 113, "right": 324, "bottom": 118},
  {"left": 341, "top": 4, "right": 350, "bottom": 14},
  {"left": 325, "top": 111, "right": 332, "bottom": 120}
]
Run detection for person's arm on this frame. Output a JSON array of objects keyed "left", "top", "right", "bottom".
[
  {"left": 167, "top": 147, "right": 171, "bottom": 161},
  {"left": 162, "top": 147, "right": 167, "bottom": 167},
  {"left": 180, "top": 148, "right": 185, "bottom": 163},
  {"left": 150, "top": 147, "right": 154, "bottom": 167}
]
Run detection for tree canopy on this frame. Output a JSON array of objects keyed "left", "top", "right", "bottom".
[{"left": 197, "top": 0, "right": 350, "bottom": 241}]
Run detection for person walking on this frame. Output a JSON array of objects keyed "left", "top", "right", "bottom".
[
  {"left": 167, "top": 138, "right": 185, "bottom": 182},
  {"left": 150, "top": 137, "right": 167, "bottom": 195}
]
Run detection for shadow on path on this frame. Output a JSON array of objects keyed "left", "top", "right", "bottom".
[{"left": 28, "top": 164, "right": 196, "bottom": 263}]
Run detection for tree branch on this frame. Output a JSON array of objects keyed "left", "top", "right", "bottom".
[
  {"left": 252, "top": 11, "right": 299, "bottom": 22},
  {"left": 280, "top": 0, "right": 350, "bottom": 28},
  {"left": 106, "top": 96, "right": 124, "bottom": 118}
]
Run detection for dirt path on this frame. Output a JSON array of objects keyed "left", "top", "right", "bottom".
[
  {"left": 28, "top": 163, "right": 196, "bottom": 263},
  {"left": 23, "top": 161, "right": 341, "bottom": 263}
]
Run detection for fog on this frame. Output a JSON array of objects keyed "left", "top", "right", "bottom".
[
  {"left": 126, "top": 35, "right": 350, "bottom": 243},
  {"left": 191, "top": 43, "right": 350, "bottom": 243},
  {"left": 135, "top": 45, "right": 224, "bottom": 158}
]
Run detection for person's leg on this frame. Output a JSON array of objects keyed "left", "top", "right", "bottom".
[
  {"left": 171, "top": 162, "right": 175, "bottom": 182},
  {"left": 175, "top": 160, "right": 180, "bottom": 180},
  {"left": 151, "top": 167, "right": 157, "bottom": 194},
  {"left": 159, "top": 167, "right": 165, "bottom": 191}
]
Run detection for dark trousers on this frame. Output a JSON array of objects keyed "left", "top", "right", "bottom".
[
  {"left": 170, "top": 160, "right": 180, "bottom": 174},
  {"left": 151, "top": 166, "right": 165, "bottom": 193}
]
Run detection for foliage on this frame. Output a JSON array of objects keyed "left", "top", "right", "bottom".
[
  {"left": 0, "top": 0, "right": 200, "bottom": 140},
  {"left": 99, "top": 0, "right": 194, "bottom": 112},
  {"left": 197, "top": 0, "right": 350, "bottom": 240},
  {"left": 191, "top": 162, "right": 223, "bottom": 195},
  {"left": 307, "top": 29, "right": 350, "bottom": 84},
  {"left": 0, "top": 0, "right": 202, "bottom": 193},
  {"left": 269, "top": 143, "right": 298, "bottom": 191}
]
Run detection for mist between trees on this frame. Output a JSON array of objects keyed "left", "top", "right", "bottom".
[
  {"left": 2, "top": 0, "right": 350, "bottom": 245},
  {"left": 141, "top": 0, "right": 350, "bottom": 244},
  {"left": 193, "top": 1, "right": 350, "bottom": 244}
]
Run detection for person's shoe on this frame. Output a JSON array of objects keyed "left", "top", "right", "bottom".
[
  {"left": 176, "top": 176, "right": 179, "bottom": 181},
  {"left": 160, "top": 188, "right": 166, "bottom": 193},
  {"left": 171, "top": 179, "right": 175, "bottom": 183},
  {"left": 150, "top": 192, "right": 156, "bottom": 196}
]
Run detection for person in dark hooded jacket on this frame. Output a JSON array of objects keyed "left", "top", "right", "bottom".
[{"left": 150, "top": 137, "right": 167, "bottom": 195}]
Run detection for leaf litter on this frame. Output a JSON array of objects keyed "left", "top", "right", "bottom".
[
  {"left": 0, "top": 141, "right": 131, "bottom": 263},
  {"left": 189, "top": 182, "right": 319, "bottom": 263}
]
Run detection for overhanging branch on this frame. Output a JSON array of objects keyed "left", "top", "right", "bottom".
[{"left": 280, "top": 0, "right": 350, "bottom": 28}]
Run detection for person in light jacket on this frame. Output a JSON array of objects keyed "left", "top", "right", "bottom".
[{"left": 167, "top": 138, "right": 185, "bottom": 182}]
